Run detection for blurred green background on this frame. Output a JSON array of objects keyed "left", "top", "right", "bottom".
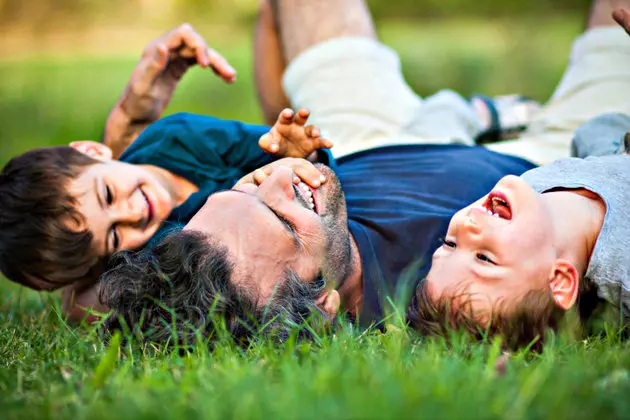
[{"left": 0, "top": 0, "right": 591, "bottom": 167}]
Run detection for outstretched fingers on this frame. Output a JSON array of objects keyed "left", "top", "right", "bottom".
[
  {"left": 305, "top": 125, "right": 334, "bottom": 149},
  {"left": 158, "top": 23, "right": 236, "bottom": 82}
]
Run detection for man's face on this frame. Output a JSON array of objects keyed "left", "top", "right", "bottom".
[
  {"left": 70, "top": 160, "right": 175, "bottom": 259},
  {"left": 184, "top": 164, "right": 352, "bottom": 305},
  {"left": 425, "top": 175, "right": 556, "bottom": 319}
]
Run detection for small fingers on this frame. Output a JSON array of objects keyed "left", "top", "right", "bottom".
[
  {"left": 304, "top": 125, "right": 320, "bottom": 139},
  {"left": 313, "top": 136, "right": 334, "bottom": 150},
  {"left": 259, "top": 133, "right": 280, "bottom": 154},
  {"left": 162, "top": 23, "right": 238, "bottom": 83},
  {"left": 252, "top": 168, "right": 269, "bottom": 185},
  {"left": 277, "top": 108, "right": 295, "bottom": 125},
  {"left": 206, "top": 48, "right": 237, "bottom": 83},
  {"left": 292, "top": 163, "right": 324, "bottom": 188},
  {"left": 294, "top": 108, "right": 310, "bottom": 126}
]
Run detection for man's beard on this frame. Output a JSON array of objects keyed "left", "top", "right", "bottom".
[{"left": 315, "top": 165, "right": 353, "bottom": 288}]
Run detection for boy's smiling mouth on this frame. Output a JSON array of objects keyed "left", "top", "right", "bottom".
[{"left": 140, "top": 188, "right": 154, "bottom": 228}]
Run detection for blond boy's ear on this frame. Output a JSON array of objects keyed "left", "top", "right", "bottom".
[
  {"left": 69, "top": 141, "right": 113, "bottom": 161},
  {"left": 548, "top": 260, "right": 580, "bottom": 310}
]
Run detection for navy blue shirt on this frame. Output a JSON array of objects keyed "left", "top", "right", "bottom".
[
  {"left": 118, "top": 112, "right": 335, "bottom": 241},
  {"left": 335, "top": 145, "right": 536, "bottom": 326}
]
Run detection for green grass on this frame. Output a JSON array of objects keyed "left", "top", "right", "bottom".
[{"left": 3, "top": 17, "right": 630, "bottom": 419}]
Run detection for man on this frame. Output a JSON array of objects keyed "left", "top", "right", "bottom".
[{"left": 99, "top": 0, "right": 630, "bottom": 345}]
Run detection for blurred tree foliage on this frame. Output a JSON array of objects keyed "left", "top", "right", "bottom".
[{"left": 0, "top": 0, "right": 592, "bottom": 30}]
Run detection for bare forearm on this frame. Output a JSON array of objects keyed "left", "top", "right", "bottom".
[{"left": 102, "top": 103, "right": 151, "bottom": 159}]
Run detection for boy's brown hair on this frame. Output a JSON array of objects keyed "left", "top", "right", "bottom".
[
  {"left": 0, "top": 147, "right": 103, "bottom": 290},
  {"left": 407, "top": 279, "right": 565, "bottom": 352}
]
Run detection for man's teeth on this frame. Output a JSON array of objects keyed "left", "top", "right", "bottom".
[{"left": 298, "top": 182, "right": 315, "bottom": 210}]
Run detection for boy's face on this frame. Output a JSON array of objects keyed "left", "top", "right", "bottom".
[
  {"left": 69, "top": 160, "right": 174, "bottom": 259},
  {"left": 425, "top": 175, "right": 556, "bottom": 319}
]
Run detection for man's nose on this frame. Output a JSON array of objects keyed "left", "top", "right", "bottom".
[{"left": 257, "top": 165, "right": 296, "bottom": 203}]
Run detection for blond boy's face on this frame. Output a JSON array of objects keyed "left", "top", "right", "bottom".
[{"left": 425, "top": 175, "right": 557, "bottom": 319}]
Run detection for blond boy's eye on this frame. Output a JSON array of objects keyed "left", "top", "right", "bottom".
[{"left": 439, "top": 237, "right": 456, "bottom": 248}]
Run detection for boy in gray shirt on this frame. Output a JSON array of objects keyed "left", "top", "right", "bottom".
[{"left": 410, "top": 115, "right": 630, "bottom": 350}]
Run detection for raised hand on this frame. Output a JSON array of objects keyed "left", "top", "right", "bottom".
[
  {"left": 259, "top": 108, "right": 334, "bottom": 160},
  {"left": 104, "top": 24, "right": 236, "bottom": 158},
  {"left": 119, "top": 23, "right": 236, "bottom": 122}
]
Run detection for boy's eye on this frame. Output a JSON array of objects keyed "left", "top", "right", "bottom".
[
  {"left": 476, "top": 253, "right": 495, "bottom": 265},
  {"left": 105, "top": 185, "right": 113, "bottom": 205},
  {"left": 439, "top": 237, "right": 456, "bottom": 248}
]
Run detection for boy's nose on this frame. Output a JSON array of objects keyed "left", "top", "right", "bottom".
[
  {"left": 115, "top": 194, "right": 147, "bottom": 227},
  {"left": 461, "top": 215, "right": 482, "bottom": 236}
]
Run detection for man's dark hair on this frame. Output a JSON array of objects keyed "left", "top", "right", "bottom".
[
  {"left": 0, "top": 147, "right": 101, "bottom": 290},
  {"left": 407, "top": 279, "right": 565, "bottom": 352},
  {"left": 99, "top": 229, "right": 326, "bottom": 348}
]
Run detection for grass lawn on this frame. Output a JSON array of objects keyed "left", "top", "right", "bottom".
[{"left": 2, "top": 17, "right": 630, "bottom": 419}]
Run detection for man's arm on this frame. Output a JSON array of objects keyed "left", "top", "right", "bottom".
[{"left": 103, "top": 24, "right": 237, "bottom": 159}]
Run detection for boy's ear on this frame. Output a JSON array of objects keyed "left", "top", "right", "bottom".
[
  {"left": 548, "top": 260, "right": 580, "bottom": 310},
  {"left": 69, "top": 141, "right": 113, "bottom": 161}
]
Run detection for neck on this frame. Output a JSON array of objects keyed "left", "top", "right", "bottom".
[
  {"left": 336, "top": 232, "right": 363, "bottom": 316},
  {"left": 141, "top": 164, "right": 199, "bottom": 207},
  {"left": 542, "top": 189, "right": 606, "bottom": 274}
]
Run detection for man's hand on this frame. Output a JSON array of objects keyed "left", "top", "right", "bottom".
[
  {"left": 104, "top": 24, "right": 236, "bottom": 158},
  {"left": 235, "top": 157, "right": 327, "bottom": 190},
  {"left": 259, "top": 108, "right": 334, "bottom": 160}
]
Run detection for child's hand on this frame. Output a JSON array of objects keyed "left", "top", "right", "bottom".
[
  {"left": 259, "top": 108, "right": 334, "bottom": 159},
  {"left": 235, "top": 158, "right": 326, "bottom": 189}
]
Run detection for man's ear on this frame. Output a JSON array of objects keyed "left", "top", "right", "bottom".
[
  {"left": 548, "top": 260, "right": 580, "bottom": 310},
  {"left": 69, "top": 141, "right": 113, "bottom": 161},
  {"left": 315, "top": 289, "right": 340, "bottom": 321}
]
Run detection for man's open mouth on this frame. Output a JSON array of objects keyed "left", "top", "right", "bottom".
[
  {"left": 295, "top": 182, "right": 317, "bottom": 214},
  {"left": 483, "top": 190, "right": 512, "bottom": 220}
]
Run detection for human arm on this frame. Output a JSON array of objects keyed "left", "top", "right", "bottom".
[{"left": 103, "top": 24, "right": 237, "bottom": 159}]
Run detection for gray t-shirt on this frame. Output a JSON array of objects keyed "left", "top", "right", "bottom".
[{"left": 521, "top": 154, "right": 630, "bottom": 317}]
